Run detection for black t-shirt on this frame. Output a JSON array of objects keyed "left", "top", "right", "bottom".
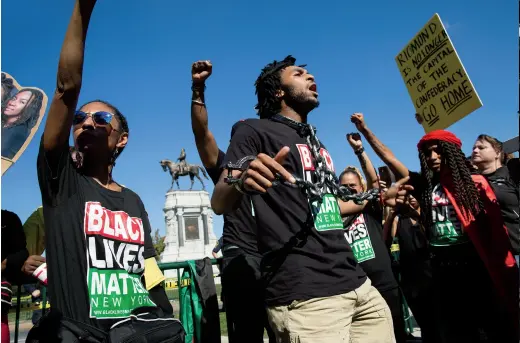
[
  {"left": 342, "top": 200, "right": 398, "bottom": 292},
  {"left": 395, "top": 216, "right": 433, "bottom": 294},
  {"left": 37, "top": 139, "right": 168, "bottom": 331},
  {"left": 206, "top": 149, "right": 260, "bottom": 257},
  {"left": 223, "top": 118, "right": 366, "bottom": 306},
  {"left": 409, "top": 168, "right": 520, "bottom": 253},
  {"left": 484, "top": 166, "right": 520, "bottom": 254}
]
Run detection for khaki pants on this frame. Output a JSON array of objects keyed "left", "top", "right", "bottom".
[{"left": 267, "top": 278, "right": 395, "bottom": 343}]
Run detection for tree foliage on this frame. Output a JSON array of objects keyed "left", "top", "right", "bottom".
[{"left": 152, "top": 229, "right": 165, "bottom": 260}]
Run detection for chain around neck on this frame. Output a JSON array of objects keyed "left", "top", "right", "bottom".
[{"left": 270, "top": 113, "right": 380, "bottom": 205}]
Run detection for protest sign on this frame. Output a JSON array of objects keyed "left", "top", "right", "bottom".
[
  {"left": 396, "top": 14, "right": 482, "bottom": 133},
  {"left": 1, "top": 72, "right": 48, "bottom": 174}
]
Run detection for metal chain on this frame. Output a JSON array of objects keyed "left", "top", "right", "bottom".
[
  {"left": 290, "top": 122, "right": 380, "bottom": 205},
  {"left": 224, "top": 116, "right": 380, "bottom": 205}
]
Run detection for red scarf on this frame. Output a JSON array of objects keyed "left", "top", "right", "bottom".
[
  {"left": 418, "top": 130, "right": 517, "bottom": 329},
  {"left": 442, "top": 174, "right": 518, "bottom": 329}
]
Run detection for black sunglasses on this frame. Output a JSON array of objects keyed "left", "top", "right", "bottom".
[{"left": 73, "top": 110, "right": 118, "bottom": 131}]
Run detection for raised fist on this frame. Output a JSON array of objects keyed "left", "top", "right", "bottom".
[
  {"left": 192, "top": 60, "right": 212, "bottom": 84},
  {"left": 350, "top": 113, "right": 367, "bottom": 131},
  {"left": 346, "top": 133, "right": 363, "bottom": 151}
]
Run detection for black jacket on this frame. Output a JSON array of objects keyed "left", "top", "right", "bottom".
[{"left": 1, "top": 210, "right": 30, "bottom": 284}]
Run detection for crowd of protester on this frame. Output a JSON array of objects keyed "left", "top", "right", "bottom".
[{"left": 2, "top": 0, "right": 518, "bottom": 342}]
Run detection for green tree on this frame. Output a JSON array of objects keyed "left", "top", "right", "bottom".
[{"left": 152, "top": 229, "right": 165, "bottom": 260}]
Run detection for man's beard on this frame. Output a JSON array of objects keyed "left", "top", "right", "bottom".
[{"left": 284, "top": 85, "right": 319, "bottom": 114}]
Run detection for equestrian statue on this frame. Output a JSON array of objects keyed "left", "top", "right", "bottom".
[{"left": 160, "top": 148, "right": 209, "bottom": 191}]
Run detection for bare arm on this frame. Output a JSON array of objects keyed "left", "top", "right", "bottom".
[
  {"left": 345, "top": 133, "right": 379, "bottom": 190},
  {"left": 357, "top": 150, "right": 378, "bottom": 189},
  {"left": 191, "top": 61, "right": 219, "bottom": 169},
  {"left": 191, "top": 90, "right": 219, "bottom": 169},
  {"left": 43, "top": 0, "right": 96, "bottom": 154},
  {"left": 351, "top": 113, "right": 409, "bottom": 179},
  {"left": 212, "top": 148, "right": 294, "bottom": 215},
  {"left": 211, "top": 169, "right": 244, "bottom": 215},
  {"left": 338, "top": 199, "right": 367, "bottom": 216},
  {"left": 360, "top": 126, "right": 409, "bottom": 179},
  {"left": 338, "top": 134, "right": 377, "bottom": 215}
]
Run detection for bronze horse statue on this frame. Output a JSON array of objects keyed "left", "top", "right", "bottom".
[{"left": 159, "top": 159, "right": 209, "bottom": 191}]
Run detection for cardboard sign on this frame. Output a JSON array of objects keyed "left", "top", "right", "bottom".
[
  {"left": 1, "top": 72, "right": 48, "bottom": 175},
  {"left": 395, "top": 14, "right": 482, "bottom": 133}
]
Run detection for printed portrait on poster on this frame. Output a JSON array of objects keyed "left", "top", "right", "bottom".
[
  {"left": 184, "top": 217, "right": 200, "bottom": 241},
  {"left": 1, "top": 72, "right": 48, "bottom": 174}
]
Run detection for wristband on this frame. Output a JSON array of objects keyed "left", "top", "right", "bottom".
[
  {"left": 192, "top": 99, "right": 205, "bottom": 106},
  {"left": 354, "top": 147, "right": 365, "bottom": 155}
]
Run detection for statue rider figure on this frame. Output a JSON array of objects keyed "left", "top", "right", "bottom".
[{"left": 177, "top": 148, "right": 187, "bottom": 174}]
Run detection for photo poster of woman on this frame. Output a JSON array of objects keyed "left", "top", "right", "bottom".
[{"left": 1, "top": 72, "right": 48, "bottom": 175}]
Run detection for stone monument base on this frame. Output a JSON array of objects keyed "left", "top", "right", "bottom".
[{"left": 160, "top": 190, "right": 218, "bottom": 278}]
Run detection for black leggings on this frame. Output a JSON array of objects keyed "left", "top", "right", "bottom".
[{"left": 222, "top": 249, "right": 275, "bottom": 343}]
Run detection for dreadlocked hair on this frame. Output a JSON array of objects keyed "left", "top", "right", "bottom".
[
  {"left": 2, "top": 88, "right": 44, "bottom": 129},
  {"left": 418, "top": 140, "right": 484, "bottom": 230},
  {"left": 79, "top": 99, "right": 129, "bottom": 161},
  {"left": 254, "top": 55, "right": 297, "bottom": 119}
]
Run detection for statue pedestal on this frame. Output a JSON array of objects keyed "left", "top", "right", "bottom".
[{"left": 161, "top": 190, "right": 218, "bottom": 278}]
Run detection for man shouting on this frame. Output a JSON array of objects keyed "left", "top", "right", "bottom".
[{"left": 212, "top": 55, "right": 409, "bottom": 343}]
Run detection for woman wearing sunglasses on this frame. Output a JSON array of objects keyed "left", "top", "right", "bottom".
[{"left": 31, "top": 1, "right": 175, "bottom": 342}]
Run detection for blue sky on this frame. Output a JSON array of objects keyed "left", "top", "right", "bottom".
[{"left": 2, "top": 0, "right": 518, "bottom": 239}]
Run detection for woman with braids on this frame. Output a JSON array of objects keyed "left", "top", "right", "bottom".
[
  {"left": 472, "top": 134, "right": 519, "bottom": 260},
  {"left": 28, "top": 1, "right": 179, "bottom": 342},
  {"left": 2, "top": 88, "right": 44, "bottom": 159},
  {"left": 354, "top": 114, "right": 517, "bottom": 342},
  {"left": 411, "top": 131, "right": 517, "bottom": 342}
]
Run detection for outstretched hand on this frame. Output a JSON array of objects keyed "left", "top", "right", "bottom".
[
  {"left": 381, "top": 176, "right": 414, "bottom": 207},
  {"left": 192, "top": 60, "right": 212, "bottom": 84},
  {"left": 241, "top": 147, "right": 296, "bottom": 193}
]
